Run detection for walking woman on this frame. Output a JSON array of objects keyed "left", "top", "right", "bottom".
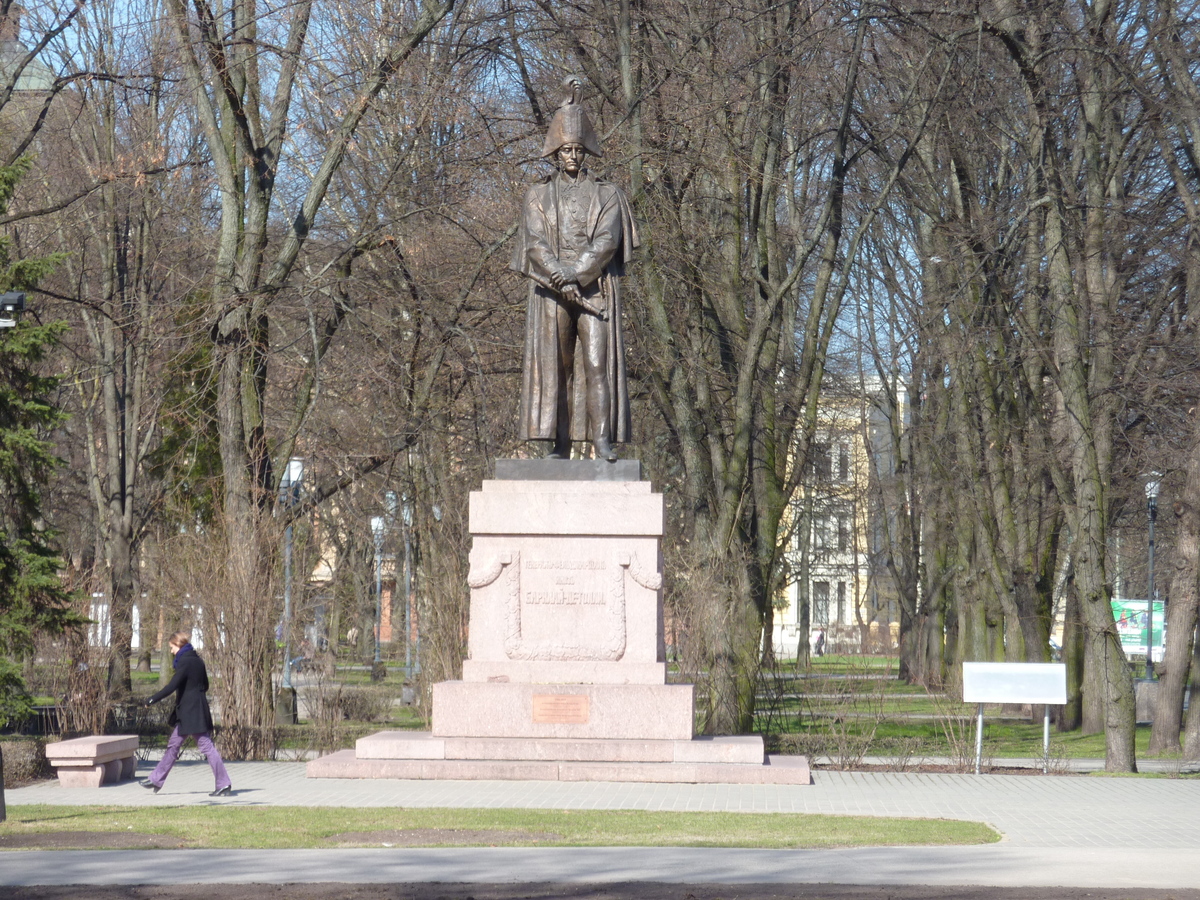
[{"left": 141, "top": 631, "right": 233, "bottom": 796}]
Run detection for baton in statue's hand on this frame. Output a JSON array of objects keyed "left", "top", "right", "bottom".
[{"left": 563, "top": 284, "right": 607, "bottom": 320}]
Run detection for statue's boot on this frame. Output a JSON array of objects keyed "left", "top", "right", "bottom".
[{"left": 593, "top": 426, "right": 618, "bottom": 462}]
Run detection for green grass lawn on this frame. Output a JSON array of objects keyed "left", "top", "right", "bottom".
[
  {"left": 755, "top": 656, "right": 1193, "bottom": 762},
  {"left": 1, "top": 805, "right": 999, "bottom": 850},
  {"left": 768, "top": 718, "right": 1181, "bottom": 759},
  {"left": 805, "top": 654, "right": 899, "bottom": 673}
]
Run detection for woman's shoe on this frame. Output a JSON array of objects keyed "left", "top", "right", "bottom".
[
  {"left": 209, "top": 785, "right": 232, "bottom": 797},
  {"left": 140, "top": 780, "right": 161, "bottom": 793}
]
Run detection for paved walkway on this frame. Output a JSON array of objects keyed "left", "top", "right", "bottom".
[{"left": 4, "top": 760, "right": 1200, "bottom": 888}]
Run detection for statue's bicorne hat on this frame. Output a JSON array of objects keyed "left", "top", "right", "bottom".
[{"left": 541, "top": 76, "right": 603, "bottom": 158}]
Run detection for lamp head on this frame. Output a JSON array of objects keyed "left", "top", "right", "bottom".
[
  {"left": 1145, "top": 472, "right": 1161, "bottom": 503},
  {"left": 278, "top": 457, "right": 304, "bottom": 506},
  {"left": 281, "top": 457, "right": 304, "bottom": 488},
  {"left": 0, "top": 291, "right": 25, "bottom": 328}
]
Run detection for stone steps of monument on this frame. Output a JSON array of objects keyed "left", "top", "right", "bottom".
[
  {"left": 306, "top": 748, "right": 811, "bottom": 785},
  {"left": 355, "top": 730, "right": 765, "bottom": 765}
]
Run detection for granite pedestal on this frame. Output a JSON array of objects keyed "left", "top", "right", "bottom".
[{"left": 308, "top": 460, "right": 810, "bottom": 785}]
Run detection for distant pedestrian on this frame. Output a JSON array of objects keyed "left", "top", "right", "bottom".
[
  {"left": 290, "top": 637, "right": 315, "bottom": 672},
  {"left": 141, "top": 631, "right": 232, "bottom": 797}
]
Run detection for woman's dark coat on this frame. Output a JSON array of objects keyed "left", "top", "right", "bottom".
[{"left": 147, "top": 646, "right": 215, "bottom": 735}]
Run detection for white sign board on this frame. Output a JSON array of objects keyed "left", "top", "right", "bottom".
[{"left": 962, "top": 662, "right": 1067, "bottom": 705}]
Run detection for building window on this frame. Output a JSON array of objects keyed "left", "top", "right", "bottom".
[
  {"left": 814, "top": 516, "right": 831, "bottom": 550},
  {"left": 812, "top": 443, "right": 831, "bottom": 480},
  {"left": 836, "top": 515, "right": 849, "bottom": 552},
  {"left": 838, "top": 444, "right": 850, "bottom": 481},
  {"left": 813, "top": 581, "right": 830, "bottom": 625},
  {"left": 836, "top": 581, "right": 846, "bottom": 624}
]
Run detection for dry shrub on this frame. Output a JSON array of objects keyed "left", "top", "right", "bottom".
[
  {"left": 61, "top": 632, "right": 112, "bottom": 737},
  {"left": 159, "top": 513, "right": 282, "bottom": 760},
  {"left": 794, "top": 660, "right": 894, "bottom": 768},
  {"left": 308, "top": 684, "right": 393, "bottom": 725},
  {"left": 666, "top": 543, "right": 759, "bottom": 734},
  {"left": 28, "top": 585, "right": 126, "bottom": 738},
  {"left": 301, "top": 672, "right": 352, "bottom": 757},
  {"left": 1045, "top": 740, "right": 1074, "bottom": 776},
  {"left": 929, "top": 688, "right": 983, "bottom": 772},
  {"left": 298, "top": 668, "right": 394, "bottom": 757},
  {"left": 410, "top": 472, "right": 472, "bottom": 724},
  {"left": 1, "top": 738, "right": 52, "bottom": 787},
  {"left": 337, "top": 688, "right": 393, "bottom": 723},
  {"left": 874, "top": 735, "right": 925, "bottom": 771}
]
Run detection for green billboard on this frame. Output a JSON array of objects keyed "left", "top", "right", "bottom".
[{"left": 1111, "top": 599, "right": 1165, "bottom": 661}]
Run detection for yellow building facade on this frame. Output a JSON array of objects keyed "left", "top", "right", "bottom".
[{"left": 772, "top": 378, "right": 907, "bottom": 657}]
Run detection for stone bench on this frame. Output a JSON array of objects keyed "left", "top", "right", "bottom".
[{"left": 45, "top": 735, "right": 139, "bottom": 788}]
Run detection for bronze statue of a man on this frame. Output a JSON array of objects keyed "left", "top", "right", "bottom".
[{"left": 510, "top": 79, "right": 639, "bottom": 461}]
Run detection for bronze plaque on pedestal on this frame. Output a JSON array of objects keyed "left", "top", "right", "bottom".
[{"left": 532, "top": 694, "right": 590, "bottom": 724}]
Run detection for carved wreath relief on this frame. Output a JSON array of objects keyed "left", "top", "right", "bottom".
[{"left": 467, "top": 549, "right": 661, "bottom": 661}]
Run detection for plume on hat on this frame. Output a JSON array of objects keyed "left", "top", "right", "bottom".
[{"left": 541, "top": 76, "right": 603, "bottom": 158}]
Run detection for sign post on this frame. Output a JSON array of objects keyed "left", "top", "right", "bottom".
[{"left": 962, "top": 662, "right": 1068, "bottom": 774}]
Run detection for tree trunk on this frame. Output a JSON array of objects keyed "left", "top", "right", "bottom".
[
  {"left": 703, "top": 553, "right": 762, "bottom": 735},
  {"left": 210, "top": 322, "right": 277, "bottom": 758},
  {"left": 898, "top": 604, "right": 919, "bottom": 683},
  {"left": 105, "top": 523, "right": 135, "bottom": 695},
  {"left": 1060, "top": 572, "right": 1084, "bottom": 731},
  {"left": 1186, "top": 623, "right": 1200, "bottom": 759},
  {"left": 1150, "top": 427, "right": 1200, "bottom": 753}
]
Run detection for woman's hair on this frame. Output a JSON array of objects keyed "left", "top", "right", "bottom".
[{"left": 169, "top": 631, "right": 191, "bottom": 648}]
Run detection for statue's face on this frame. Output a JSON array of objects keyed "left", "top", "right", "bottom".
[{"left": 557, "top": 143, "right": 585, "bottom": 175}]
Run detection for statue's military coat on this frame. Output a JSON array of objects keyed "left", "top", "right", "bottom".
[{"left": 510, "top": 171, "right": 639, "bottom": 443}]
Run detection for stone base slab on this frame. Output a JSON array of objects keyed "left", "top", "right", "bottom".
[
  {"left": 307, "top": 748, "right": 810, "bottom": 785},
  {"left": 356, "top": 731, "right": 765, "bottom": 764},
  {"left": 432, "top": 681, "right": 694, "bottom": 740},
  {"left": 494, "top": 459, "right": 643, "bottom": 482},
  {"left": 462, "top": 660, "right": 667, "bottom": 685}
]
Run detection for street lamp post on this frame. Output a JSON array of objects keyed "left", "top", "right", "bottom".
[
  {"left": 280, "top": 458, "right": 304, "bottom": 689},
  {"left": 1145, "top": 473, "right": 1160, "bottom": 680},
  {"left": 0, "top": 291, "right": 25, "bottom": 821},
  {"left": 370, "top": 515, "right": 386, "bottom": 682},
  {"left": 276, "top": 458, "right": 304, "bottom": 724},
  {"left": 402, "top": 495, "right": 413, "bottom": 678}
]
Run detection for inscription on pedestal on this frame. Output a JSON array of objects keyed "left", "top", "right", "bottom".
[
  {"left": 504, "top": 556, "right": 627, "bottom": 661},
  {"left": 532, "top": 694, "right": 590, "bottom": 724},
  {"left": 524, "top": 558, "right": 607, "bottom": 606}
]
